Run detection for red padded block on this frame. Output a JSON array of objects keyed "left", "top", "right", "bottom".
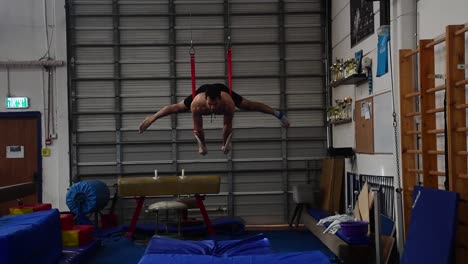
[
  {"left": 74, "top": 225, "right": 93, "bottom": 245},
  {"left": 60, "top": 214, "right": 74, "bottom": 230},
  {"left": 31, "top": 203, "right": 52, "bottom": 212}
]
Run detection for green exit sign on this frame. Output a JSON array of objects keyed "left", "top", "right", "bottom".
[{"left": 5, "top": 97, "right": 29, "bottom": 109}]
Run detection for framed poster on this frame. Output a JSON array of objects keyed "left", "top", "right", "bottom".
[{"left": 350, "top": 0, "right": 374, "bottom": 47}]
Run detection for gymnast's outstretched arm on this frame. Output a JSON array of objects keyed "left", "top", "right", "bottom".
[{"left": 139, "top": 101, "right": 189, "bottom": 133}]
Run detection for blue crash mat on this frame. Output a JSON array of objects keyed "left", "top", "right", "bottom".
[
  {"left": 0, "top": 209, "right": 62, "bottom": 264},
  {"left": 58, "top": 239, "right": 100, "bottom": 264},
  {"left": 138, "top": 251, "right": 331, "bottom": 264},
  {"left": 401, "top": 186, "right": 459, "bottom": 264},
  {"left": 144, "top": 233, "right": 274, "bottom": 256},
  {"left": 139, "top": 234, "right": 330, "bottom": 264}
]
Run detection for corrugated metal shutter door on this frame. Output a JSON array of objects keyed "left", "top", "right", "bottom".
[{"left": 68, "top": 0, "right": 326, "bottom": 225}]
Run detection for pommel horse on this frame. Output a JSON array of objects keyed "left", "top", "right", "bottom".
[{"left": 118, "top": 175, "right": 221, "bottom": 237}]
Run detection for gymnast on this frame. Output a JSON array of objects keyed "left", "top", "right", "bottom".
[{"left": 138, "top": 83, "right": 290, "bottom": 155}]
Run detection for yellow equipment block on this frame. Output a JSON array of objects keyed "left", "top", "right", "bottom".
[
  {"left": 9, "top": 207, "right": 33, "bottom": 215},
  {"left": 62, "top": 230, "right": 79, "bottom": 247},
  {"left": 118, "top": 175, "right": 221, "bottom": 197}
]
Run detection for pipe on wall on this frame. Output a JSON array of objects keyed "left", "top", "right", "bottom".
[{"left": 390, "top": 0, "right": 418, "bottom": 256}]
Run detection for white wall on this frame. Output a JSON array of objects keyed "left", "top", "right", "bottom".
[
  {"left": 331, "top": 0, "right": 467, "bottom": 253},
  {"left": 0, "top": 0, "right": 69, "bottom": 210},
  {"left": 331, "top": 0, "right": 467, "bottom": 179},
  {"left": 331, "top": 0, "right": 397, "bottom": 177}
]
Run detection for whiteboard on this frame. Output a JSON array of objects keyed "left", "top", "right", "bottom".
[{"left": 373, "top": 91, "right": 394, "bottom": 153}]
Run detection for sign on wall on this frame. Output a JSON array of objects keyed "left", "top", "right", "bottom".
[
  {"left": 6, "top": 146, "right": 24, "bottom": 159},
  {"left": 5, "top": 97, "right": 29, "bottom": 109},
  {"left": 350, "top": 0, "right": 375, "bottom": 48}
]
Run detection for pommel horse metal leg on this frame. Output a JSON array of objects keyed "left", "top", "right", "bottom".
[
  {"left": 195, "top": 195, "right": 215, "bottom": 235},
  {"left": 126, "top": 196, "right": 145, "bottom": 237}
]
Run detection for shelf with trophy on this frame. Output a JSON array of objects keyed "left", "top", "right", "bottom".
[
  {"left": 327, "top": 98, "right": 353, "bottom": 125},
  {"left": 329, "top": 58, "right": 367, "bottom": 88}
]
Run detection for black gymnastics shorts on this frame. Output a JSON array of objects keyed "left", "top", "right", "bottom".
[{"left": 183, "top": 83, "right": 243, "bottom": 109}]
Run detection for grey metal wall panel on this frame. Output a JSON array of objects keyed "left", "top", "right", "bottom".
[
  {"left": 176, "top": 46, "right": 225, "bottom": 64},
  {"left": 78, "top": 166, "right": 117, "bottom": 176},
  {"left": 287, "top": 140, "right": 326, "bottom": 157},
  {"left": 174, "top": 2, "right": 223, "bottom": 14},
  {"left": 232, "top": 79, "right": 280, "bottom": 95},
  {"left": 75, "top": 64, "right": 114, "bottom": 78},
  {"left": 122, "top": 164, "right": 174, "bottom": 174},
  {"left": 123, "top": 130, "right": 173, "bottom": 142},
  {"left": 287, "top": 127, "right": 327, "bottom": 138},
  {"left": 286, "top": 27, "right": 322, "bottom": 42},
  {"left": 74, "top": 2, "right": 113, "bottom": 15},
  {"left": 286, "top": 61, "right": 323, "bottom": 75},
  {"left": 231, "top": 29, "right": 278, "bottom": 42},
  {"left": 288, "top": 110, "right": 324, "bottom": 127},
  {"left": 121, "top": 30, "right": 170, "bottom": 44},
  {"left": 234, "top": 127, "right": 282, "bottom": 139},
  {"left": 176, "top": 29, "right": 224, "bottom": 44},
  {"left": 75, "top": 81, "right": 114, "bottom": 97},
  {"left": 287, "top": 93, "right": 323, "bottom": 108},
  {"left": 119, "top": 3, "right": 169, "bottom": 15},
  {"left": 120, "top": 80, "right": 171, "bottom": 97},
  {"left": 233, "top": 161, "right": 283, "bottom": 171},
  {"left": 177, "top": 62, "right": 225, "bottom": 78},
  {"left": 75, "top": 47, "right": 114, "bottom": 62},
  {"left": 233, "top": 45, "right": 279, "bottom": 60},
  {"left": 285, "top": 1, "right": 321, "bottom": 12},
  {"left": 231, "top": 15, "right": 277, "bottom": 28},
  {"left": 76, "top": 98, "right": 115, "bottom": 112},
  {"left": 78, "top": 145, "right": 117, "bottom": 163},
  {"left": 234, "top": 112, "right": 281, "bottom": 128},
  {"left": 285, "top": 14, "right": 321, "bottom": 27},
  {"left": 77, "top": 115, "right": 116, "bottom": 131},
  {"left": 121, "top": 97, "right": 171, "bottom": 111},
  {"left": 286, "top": 77, "right": 323, "bottom": 93},
  {"left": 77, "top": 132, "right": 116, "bottom": 143},
  {"left": 74, "top": 30, "right": 114, "bottom": 45},
  {"left": 68, "top": 0, "right": 326, "bottom": 225},
  {"left": 122, "top": 144, "right": 173, "bottom": 161},
  {"left": 286, "top": 44, "right": 322, "bottom": 59},
  {"left": 230, "top": 2, "right": 277, "bottom": 13},
  {"left": 233, "top": 62, "right": 280, "bottom": 76},
  {"left": 232, "top": 142, "right": 282, "bottom": 159},
  {"left": 122, "top": 113, "right": 171, "bottom": 130},
  {"left": 121, "top": 47, "right": 171, "bottom": 61},
  {"left": 121, "top": 64, "right": 170, "bottom": 78}
]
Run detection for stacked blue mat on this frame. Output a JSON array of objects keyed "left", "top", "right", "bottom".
[
  {"left": 138, "top": 234, "right": 330, "bottom": 264},
  {"left": 0, "top": 209, "right": 63, "bottom": 264}
]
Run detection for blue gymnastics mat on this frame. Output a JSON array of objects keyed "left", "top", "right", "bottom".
[
  {"left": 0, "top": 209, "right": 62, "bottom": 264},
  {"left": 401, "top": 186, "right": 459, "bottom": 264},
  {"left": 138, "top": 234, "right": 330, "bottom": 264}
]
